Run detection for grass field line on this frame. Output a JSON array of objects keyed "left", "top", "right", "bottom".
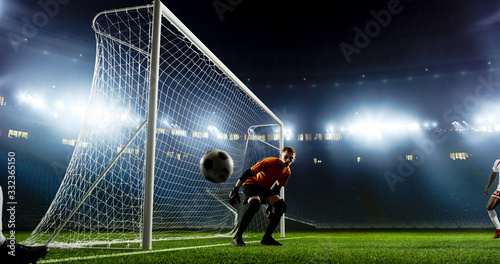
[{"left": 39, "top": 236, "right": 318, "bottom": 263}]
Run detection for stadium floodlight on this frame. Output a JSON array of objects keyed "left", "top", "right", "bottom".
[
  {"left": 338, "top": 110, "right": 434, "bottom": 145},
  {"left": 20, "top": 93, "right": 45, "bottom": 109},
  {"left": 19, "top": 94, "right": 27, "bottom": 102},
  {"left": 451, "top": 121, "right": 464, "bottom": 130},
  {"left": 208, "top": 125, "right": 223, "bottom": 139},
  {"left": 406, "top": 122, "right": 420, "bottom": 131},
  {"left": 70, "top": 105, "right": 85, "bottom": 118},
  {"left": 462, "top": 121, "right": 471, "bottom": 129},
  {"left": 387, "top": 122, "right": 404, "bottom": 133},
  {"left": 284, "top": 127, "right": 293, "bottom": 141},
  {"left": 26, "top": 0, "right": 283, "bottom": 250},
  {"left": 32, "top": 98, "right": 45, "bottom": 108},
  {"left": 56, "top": 101, "right": 64, "bottom": 109}
]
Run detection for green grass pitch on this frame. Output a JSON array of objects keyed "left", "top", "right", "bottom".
[{"left": 16, "top": 230, "right": 500, "bottom": 263}]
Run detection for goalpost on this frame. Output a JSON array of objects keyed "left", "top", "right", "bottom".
[{"left": 26, "top": 0, "right": 284, "bottom": 250}]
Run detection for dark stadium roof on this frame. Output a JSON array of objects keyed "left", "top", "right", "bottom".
[{"left": 1, "top": 0, "right": 500, "bottom": 130}]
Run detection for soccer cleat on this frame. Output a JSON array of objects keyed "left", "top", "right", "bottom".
[
  {"left": 0, "top": 239, "right": 49, "bottom": 264},
  {"left": 494, "top": 229, "right": 500, "bottom": 239},
  {"left": 231, "top": 236, "right": 246, "bottom": 247},
  {"left": 261, "top": 235, "right": 282, "bottom": 246}
]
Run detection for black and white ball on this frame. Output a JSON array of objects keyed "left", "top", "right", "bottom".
[{"left": 200, "top": 149, "right": 234, "bottom": 183}]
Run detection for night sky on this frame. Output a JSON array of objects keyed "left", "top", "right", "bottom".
[{"left": 2, "top": 0, "right": 500, "bottom": 133}]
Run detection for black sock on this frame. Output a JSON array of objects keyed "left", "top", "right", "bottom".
[
  {"left": 236, "top": 199, "right": 260, "bottom": 237},
  {"left": 264, "top": 214, "right": 280, "bottom": 237}
]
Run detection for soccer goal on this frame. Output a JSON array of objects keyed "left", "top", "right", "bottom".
[{"left": 25, "top": 0, "right": 283, "bottom": 250}]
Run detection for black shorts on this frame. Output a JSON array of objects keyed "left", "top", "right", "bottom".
[{"left": 241, "top": 184, "right": 277, "bottom": 204}]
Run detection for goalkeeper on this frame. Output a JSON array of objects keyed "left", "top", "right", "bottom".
[{"left": 228, "top": 146, "right": 296, "bottom": 246}]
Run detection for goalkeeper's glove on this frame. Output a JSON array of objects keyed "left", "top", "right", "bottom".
[{"left": 229, "top": 186, "right": 241, "bottom": 206}]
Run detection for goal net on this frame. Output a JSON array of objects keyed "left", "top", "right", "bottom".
[{"left": 26, "top": 0, "right": 283, "bottom": 249}]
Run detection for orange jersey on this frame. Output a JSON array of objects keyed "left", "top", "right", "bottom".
[{"left": 245, "top": 157, "right": 291, "bottom": 188}]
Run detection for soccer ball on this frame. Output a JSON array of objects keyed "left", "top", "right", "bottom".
[{"left": 200, "top": 149, "right": 234, "bottom": 183}]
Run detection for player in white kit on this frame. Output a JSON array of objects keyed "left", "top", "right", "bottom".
[{"left": 484, "top": 159, "right": 500, "bottom": 238}]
